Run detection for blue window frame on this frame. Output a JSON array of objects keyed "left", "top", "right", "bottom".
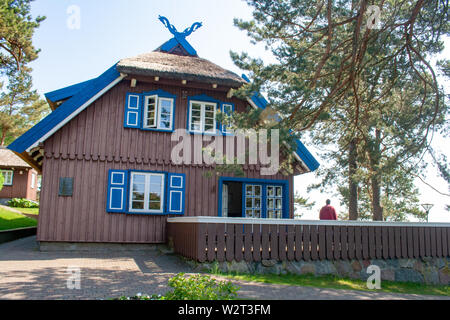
[
  {"left": 187, "top": 94, "right": 220, "bottom": 135},
  {"left": 266, "top": 185, "right": 283, "bottom": 219},
  {"left": 221, "top": 102, "right": 234, "bottom": 135},
  {"left": 106, "top": 169, "right": 185, "bottom": 215},
  {"left": 124, "top": 89, "right": 176, "bottom": 132},
  {"left": 243, "top": 184, "right": 262, "bottom": 218},
  {"left": 218, "top": 177, "right": 289, "bottom": 219}
]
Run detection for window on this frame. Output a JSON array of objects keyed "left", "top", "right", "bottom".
[
  {"left": 221, "top": 103, "right": 234, "bottom": 134},
  {"left": 266, "top": 185, "right": 283, "bottom": 219},
  {"left": 1, "top": 170, "right": 13, "bottom": 186},
  {"left": 143, "top": 95, "right": 174, "bottom": 130},
  {"left": 189, "top": 100, "right": 217, "bottom": 133},
  {"left": 31, "top": 173, "right": 36, "bottom": 189},
  {"left": 129, "top": 172, "right": 165, "bottom": 213},
  {"left": 244, "top": 184, "right": 262, "bottom": 218},
  {"left": 107, "top": 170, "right": 185, "bottom": 215}
]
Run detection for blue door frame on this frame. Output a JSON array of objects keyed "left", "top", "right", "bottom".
[{"left": 218, "top": 177, "right": 289, "bottom": 219}]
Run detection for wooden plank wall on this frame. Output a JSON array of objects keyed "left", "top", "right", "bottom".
[
  {"left": 37, "top": 79, "right": 296, "bottom": 243},
  {"left": 167, "top": 222, "right": 450, "bottom": 262}
]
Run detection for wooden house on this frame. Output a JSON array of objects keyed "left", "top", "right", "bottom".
[
  {"left": 0, "top": 147, "right": 38, "bottom": 204},
  {"left": 8, "top": 17, "right": 319, "bottom": 244}
]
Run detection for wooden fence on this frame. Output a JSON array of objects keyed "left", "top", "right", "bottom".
[{"left": 166, "top": 217, "right": 450, "bottom": 262}]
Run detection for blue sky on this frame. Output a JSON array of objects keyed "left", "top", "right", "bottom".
[{"left": 28, "top": 1, "right": 449, "bottom": 221}]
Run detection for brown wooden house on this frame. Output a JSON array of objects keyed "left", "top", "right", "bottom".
[
  {"left": 8, "top": 18, "right": 319, "bottom": 244},
  {"left": 0, "top": 147, "right": 38, "bottom": 204}
]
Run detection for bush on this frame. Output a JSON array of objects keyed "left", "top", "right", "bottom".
[
  {"left": 117, "top": 273, "right": 240, "bottom": 300},
  {"left": 8, "top": 198, "right": 39, "bottom": 208},
  {"left": 164, "top": 273, "right": 239, "bottom": 300}
]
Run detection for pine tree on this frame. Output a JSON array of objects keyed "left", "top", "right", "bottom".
[
  {"left": 231, "top": 0, "right": 449, "bottom": 221},
  {"left": 0, "top": 0, "right": 48, "bottom": 145},
  {"left": 0, "top": 0, "right": 45, "bottom": 73}
]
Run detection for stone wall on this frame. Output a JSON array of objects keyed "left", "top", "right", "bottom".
[{"left": 186, "top": 257, "right": 450, "bottom": 285}]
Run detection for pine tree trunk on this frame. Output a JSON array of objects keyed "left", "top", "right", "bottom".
[
  {"left": 371, "top": 129, "right": 383, "bottom": 221},
  {"left": 349, "top": 138, "right": 358, "bottom": 220},
  {"left": 0, "top": 130, "right": 5, "bottom": 146}
]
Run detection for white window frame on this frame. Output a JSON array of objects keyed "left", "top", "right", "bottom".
[
  {"left": 244, "top": 184, "right": 262, "bottom": 218},
  {"left": 31, "top": 172, "right": 36, "bottom": 189},
  {"left": 188, "top": 100, "right": 217, "bottom": 134},
  {"left": 143, "top": 95, "right": 174, "bottom": 130},
  {"left": 266, "top": 185, "right": 283, "bottom": 219},
  {"left": 129, "top": 172, "right": 165, "bottom": 213},
  {"left": 1, "top": 170, "right": 13, "bottom": 186}
]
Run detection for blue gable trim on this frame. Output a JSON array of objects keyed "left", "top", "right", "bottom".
[
  {"left": 8, "top": 64, "right": 122, "bottom": 154},
  {"left": 242, "top": 74, "right": 320, "bottom": 172},
  {"left": 44, "top": 78, "right": 96, "bottom": 104},
  {"left": 158, "top": 36, "right": 197, "bottom": 56},
  {"left": 295, "top": 140, "right": 320, "bottom": 171}
]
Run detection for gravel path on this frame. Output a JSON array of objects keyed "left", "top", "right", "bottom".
[{"left": 0, "top": 236, "right": 447, "bottom": 300}]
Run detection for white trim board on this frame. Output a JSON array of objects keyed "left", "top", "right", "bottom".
[{"left": 167, "top": 216, "right": 450, "bottom": 228}]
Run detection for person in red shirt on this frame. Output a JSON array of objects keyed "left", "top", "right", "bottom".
[{"left": 319, "top": 199, "right": 337, "bottom": 220}]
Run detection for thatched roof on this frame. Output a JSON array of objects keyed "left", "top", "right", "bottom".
[
  {"left": 117, "top": 51, "right": 246, "bottom": 87},
  {"left": 0, "top": 147, "right": 31, "bottom": 168}
]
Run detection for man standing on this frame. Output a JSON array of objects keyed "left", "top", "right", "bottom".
[{"left": 319, "top": 199, "right": 337, "bottom": 220}]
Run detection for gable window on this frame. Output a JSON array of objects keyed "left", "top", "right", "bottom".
[
  {"left": 1, "top": 170, "right": 13, "bottom": 186},
  {"left": 143, "top": 95, "right": 174, "bottom": 130},
  {"left": 189, "top": 100, "right": 217, "bottom": 134},
  {"left": 129, "top": 172, "right": 165, "bottom": 213}
]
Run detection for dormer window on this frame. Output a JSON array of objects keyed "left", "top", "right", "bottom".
[
  {"left": 143, "top": 95, "right": 174, "bottom": 130},
  {"left": 188, "top": 100, "right": 217, "bottom": 134},
  {"left": 124, "top": 89, "right": 176, "bottom": 132}
]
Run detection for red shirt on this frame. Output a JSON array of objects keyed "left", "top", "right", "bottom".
[{"left": 319, "top": 205, "right": 337, "bottom": 220}]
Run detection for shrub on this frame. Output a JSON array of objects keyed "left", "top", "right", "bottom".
[
  {"left": 117, "top": 273, "right": 240, "bottom": 300},
  {"left": 8, "top": 198, "right": 39, "bottom": 208},
  {"left": 163, "top": 273, "right": 239, "bottom": 300}
]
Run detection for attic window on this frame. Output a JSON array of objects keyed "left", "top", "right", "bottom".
[
  {"left": 143, "top": 95, "right": 174, "bottom": 130},
  {"left": 188, "top": 100, "right": 217, "bottom": 134}
]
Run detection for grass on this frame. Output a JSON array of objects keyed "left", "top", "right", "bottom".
[
  {"left": 0, "top": 208, "right": 37, "bottom": 231},
  {"left": 212, "top": 271, "right": 450, "bottom": 297},
  {"left": 15, "top": 207, "right": 39, "bottom": 215}
]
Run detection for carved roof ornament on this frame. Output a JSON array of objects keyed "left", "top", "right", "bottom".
[
  {"left": 157, "top": 16, "right": 202, "bottom": 57},
  {"left": 158, "top": 16, "right": 202, "bottom": 39}
]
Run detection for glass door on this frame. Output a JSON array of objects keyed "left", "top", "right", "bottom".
[{"left": 243, "top": 184, "right": 262, "bottom": 218}]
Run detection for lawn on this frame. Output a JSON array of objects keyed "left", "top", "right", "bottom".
[
  {"left": 0, "top": 208, "right": 38, "bottom": 231},
  {"left": 212, "top": 271, "right": 450, "bottom": 297},
  {"left": 15, "top": 207, "right": 39, "bottom": 215}
]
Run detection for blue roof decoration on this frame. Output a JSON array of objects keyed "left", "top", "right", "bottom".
[{"left": 156, "top": 16, "right": 202, "bottom": 56}]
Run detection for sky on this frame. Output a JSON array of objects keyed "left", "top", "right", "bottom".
[{"left": 27, "top": 0, "right": 450, "bottom": 222}]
